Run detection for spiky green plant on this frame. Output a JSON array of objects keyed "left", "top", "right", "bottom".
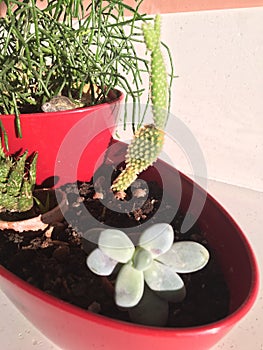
[
  {"left": 0, "top": 145, "right": 37, "bottom": 213},
  {"left": 142, "top": 14, "right": 168, "bottom": 130},
  {"left": 112, "top": 15, "right": 169, "bottom": 192}
]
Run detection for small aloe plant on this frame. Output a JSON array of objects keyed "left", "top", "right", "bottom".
[
  {"left": 0, "top": 144, "right": 37, "bottom": 213},
  {"left": 85, "top": 223, "right": 209, "bottom": 325},
  {"left": 111, "top": 15, "right": 169, "bottom": 192}
]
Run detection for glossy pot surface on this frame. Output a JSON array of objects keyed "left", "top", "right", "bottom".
[
  {"left": 0, "top": 91, "right": 123, "bottom": 187},
  {"left": 0, "top": 141, "right": 259, "bottom": 350}
]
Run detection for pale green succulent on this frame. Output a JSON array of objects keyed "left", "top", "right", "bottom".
[
  {"left": 86, "top": 223, "right": 209, "bottom": 325},
  {"left": 112, "top": 15, "right": 169, "bottom": 192},
  {"left": 0, "top": 144, "right": 37, "bottom": 213}
]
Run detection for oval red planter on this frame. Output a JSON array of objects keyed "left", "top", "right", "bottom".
[
  {"left": 0, "top": 140, "right": 259, "bottom": 350},
  {"left": 0, "top": 91, "right": 123, "bottom": 187}
]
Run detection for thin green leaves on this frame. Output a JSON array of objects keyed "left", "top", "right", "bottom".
[{"left": 0, "top": 0, "right": 151, "bottom": 121}]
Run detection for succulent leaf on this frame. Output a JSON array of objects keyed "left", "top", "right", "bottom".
[
  {"left": 139, "top": 223, "right": 174, "bottom": 258},
  {"left": 28, "top": 152, "right": 38, "bottom": 187},
  {"left": 7, "top": 151, "right": 28, "bottom": 197},
  {"left": 157, "top": 241, "right": 210, "bottom": 273},
  {"left": 144, "top": 260, "right": 184, "bottom": 292},
  {"left": 0, "top": 145, "right": 37, "bottom": 213},
  {"left": 115, "top": 263, "right": 144, "bottom": 307},
  {"left": 17, "top": 180, "right": 34, "bottom": 212},
  {"left": 86, "top": 248, "right": 118, "bottom": 276},
  {"left": 0, "top": 157, "right": 12, "bottom": 181},
  {"left": 132, "top": 248, "right": 153, "bottom": 272},
  {"left": 99, "top": 229, "right": 135, "bottom": 263}
]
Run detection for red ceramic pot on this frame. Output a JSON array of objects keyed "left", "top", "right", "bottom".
[
  {"left": 0, "top": 91, "right": 123, "bottom": 187},
  {"left": 0, "top": 140, "right": 259, "bottom": 350}
]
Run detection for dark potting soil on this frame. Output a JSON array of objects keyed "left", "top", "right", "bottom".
[{"left": 0, "top": 165, "right": 229, "bottom": 327}]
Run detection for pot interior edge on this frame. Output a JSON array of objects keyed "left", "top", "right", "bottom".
[
  {"left": 142, "top": 159, "right": 258, "bottom": 316},
  {"left": 105, "top": 140, "right": 258, "bottom": 316}
]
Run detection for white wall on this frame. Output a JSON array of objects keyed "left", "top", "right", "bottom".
[{"left": 118, "top": 7, "right": 263, "bottom": 191}]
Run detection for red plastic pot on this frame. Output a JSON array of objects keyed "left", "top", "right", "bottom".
[
  {"left": 0, "top": 140, "right": 259, "bottom": 350},
  {"left": 0, "top": 90, "right": 123, "bottom": 187}
]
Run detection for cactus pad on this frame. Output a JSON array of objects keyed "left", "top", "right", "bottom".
[
  {"left": 112, "top": 15, "right": 169, "bottom": 193},
  {"left": 112, "top": 125, "right": 164, "bottom": 192}
]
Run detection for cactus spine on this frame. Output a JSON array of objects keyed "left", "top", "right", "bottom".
[
  {"left": 112, "top": 15, "right": 168, "bottom": 192},
  {"left": 0, "top": 145, "right": 38, "bottom": 213}
]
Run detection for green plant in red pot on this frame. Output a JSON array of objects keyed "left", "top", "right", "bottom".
[
  {"left": 86, "top": 223, "right": 210, "bottom": 326},
  {"left": 0, "top": 143, "right": 259, "bottom": 350},
  {"left": 0, "top": 0, "right": 174, "bottom": 186},
  {"left": 0, "top": 142, "right": 68, "bottom": 232},
  {"left": 0, "top": 7, "right": 259, "bottom": 350}
]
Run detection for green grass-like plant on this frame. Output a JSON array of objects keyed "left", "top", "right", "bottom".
[{"left": 0, "top": 0, "right": 174, "bottom": 139}]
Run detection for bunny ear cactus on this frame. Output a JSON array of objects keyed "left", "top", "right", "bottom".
[
  {"left": 142, "top": 14, "right": 168, "bottom": 129},
  {"left": 111, "top": 124, "right": 165, "bottom": 192},
  {"left": 112, "top": 15, "right": 169, "bottom": 192},
  {"left": 0, "top": 145, "right": 37, "bottom": 213}
]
